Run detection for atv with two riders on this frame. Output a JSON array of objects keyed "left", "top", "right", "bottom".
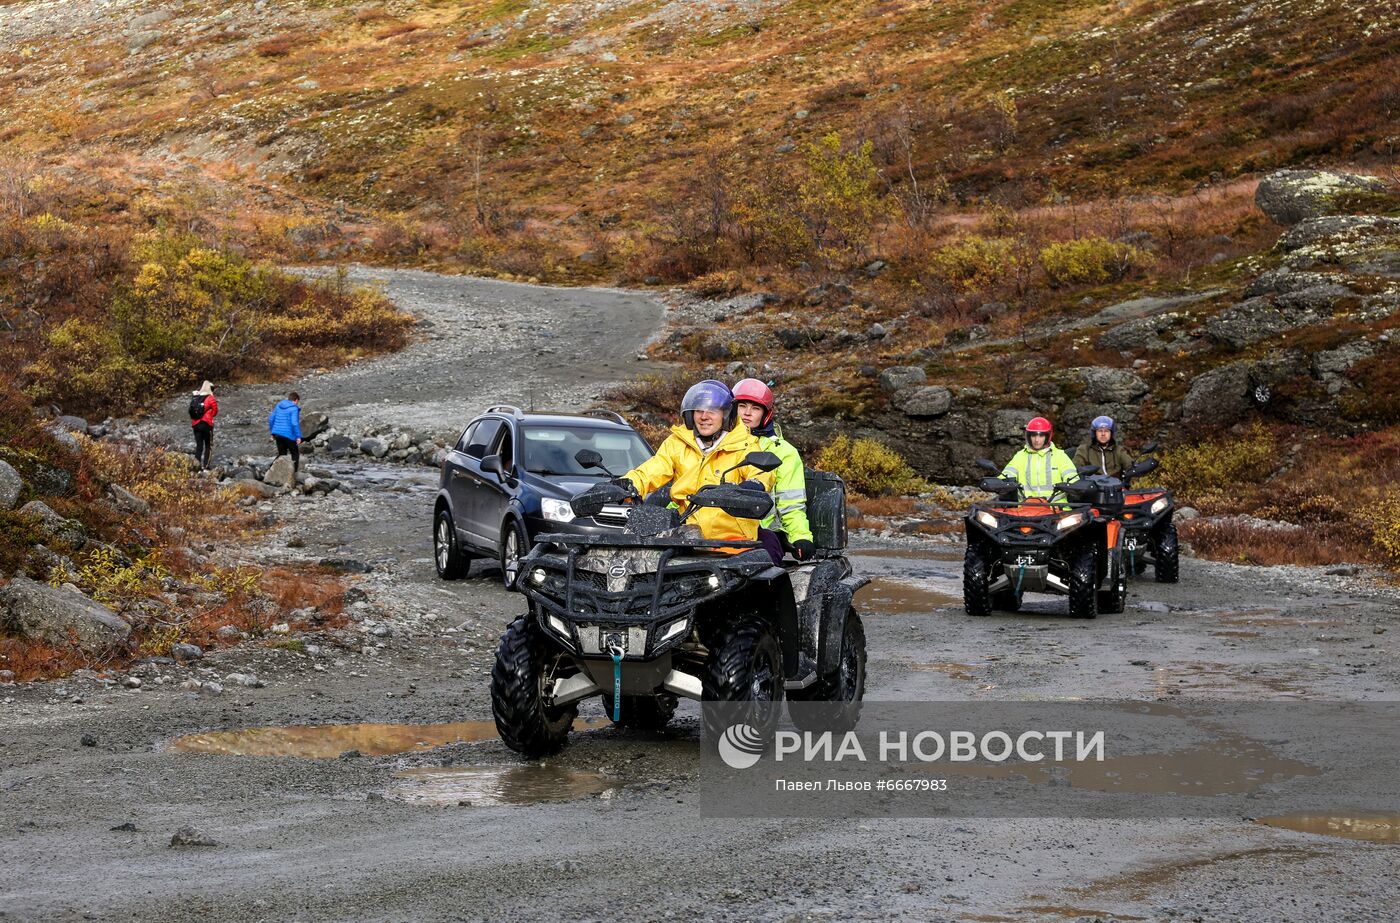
[
  {"left": 490, "top": 449, "right": 868, "bottom": 758},
  {"left": 963, "top": 449, "right": 1166, "bottom": 619}
]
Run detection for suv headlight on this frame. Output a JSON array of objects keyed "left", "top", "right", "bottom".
[
  {"left": 1150, "top": 497, "right": 1169, "bottom": 515},
  {"left": 975, "top": 511, "right": 1000, "bottom": 529},
  {"left": 541, "top": 498, "right": 575, "bottom": 523},
  {"left": 1056, "top": 513, "right": 1084, "bottom": 531}
]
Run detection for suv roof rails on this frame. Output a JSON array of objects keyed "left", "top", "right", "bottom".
[
  {"left": 580, "top": 409, "right": 627, "bottom": 425},
  {"left": 485, "top": 404, "right": 524, "bottom": 417}
]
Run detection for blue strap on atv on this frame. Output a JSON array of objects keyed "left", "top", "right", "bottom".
[
  {"left": 611, "top": 648, "right": 623, "bottom": 721},
  {"left": 1014, "top": 561, "right": 1026, "bottom": 598}
]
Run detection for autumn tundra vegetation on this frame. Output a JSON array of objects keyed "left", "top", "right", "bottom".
[{"left": 2, "top": 0, "right": 1400, "bottom": 677}]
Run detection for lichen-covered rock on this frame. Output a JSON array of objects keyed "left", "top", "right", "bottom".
[
  {"left": 0, "top": 459, "right": 21, "bottom": 510},
  {"left": 1205, "top": 297, "right": 1316, "bottom": 349},
  {"left": 1182, "top": 351, "right": 1307, "bottom": 424},
  {"left": 0, "top": 577, "right": 131, "bottom": 654},
  {"left": 18, "top": 501, "right": 86, "bottom": 548},
  {"left": 877, "top": 366, "right": 927, "bottom": 393},
  {"left": 893, "top": 386, "right": 953, "bottom": 417},
  {"left": 1078, "top": 367, "right": 1150, "bottom": 403},
  {"left": 1255, "top": 170, "right": 1392, "bottom": 225}
]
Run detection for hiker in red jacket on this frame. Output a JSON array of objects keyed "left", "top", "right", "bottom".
[{"left": 189, "top": 381, "right": 218, "bottom": 471}]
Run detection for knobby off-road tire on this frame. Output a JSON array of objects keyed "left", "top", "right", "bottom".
[
  {"left": 788, "top": 607, "right": 867, "bottom": 734},
  {"left": 1067, "top": 544, "right": 1098, "bottom": 619},
  {"left": 963, "top": 543, "right": 995, "bottom": 616},
  {"left": 1098, "top": 551, "right": 1127, "bottom": 614},
  {"left": 1154, "top": 523, "right": 1180, "bottom": 584},
  {"left": 499, "top": 518, "right": 530, "bottom": 592},
  {"left": 490, "top": 616, "right": 577, "bottom": 758},
  {"left": 602, "top": 694, "right": 676, "bottom": 732},
  {"left": 702, "top": 615, "right": 784, "bottom": 743},
  {"left": 434, "top": 509, "right": 471, "bottom": 580}
]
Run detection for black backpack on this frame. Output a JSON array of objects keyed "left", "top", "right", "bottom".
[{"left": 188, "top": 394, "right": 206, "bottom": 420}]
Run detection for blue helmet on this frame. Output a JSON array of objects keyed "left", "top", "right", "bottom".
[
  {"left": 681, "top": 379, "right": 734, "bottom": 434},
  {"left": 1091, "top": 415, "right": 1115, "bottom": 433}
]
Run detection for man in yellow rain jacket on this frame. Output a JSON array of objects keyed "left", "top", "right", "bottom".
[{"left": 620, "top": 380, "right": 775, "bottom": 547}]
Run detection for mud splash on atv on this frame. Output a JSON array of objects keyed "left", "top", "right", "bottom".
[
  {"left": 172, "top": 718, "right": 607, "bottom": 758},
  {"left": 387, "top": 764, "right": 615, "bottom": 806}
]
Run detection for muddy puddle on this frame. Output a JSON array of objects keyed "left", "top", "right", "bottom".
[
  {"left": 898, "top": 661, "right": 982, "bottom": 680},
  {"left": 929, "top": 736, "right": 1319, "bottom": 795},
  {"left": 172, "top": 718, "right": 607, "bottom": 758},
  {"left": 388, "top": 765, "right": 614, "bottom": 807},
  {"left": 851, "top": 547, "right": 962, "bottom": 562},
  {"left": 856, "top": 577, "right": 959, "bottom": 614},
  {"left": 1257, "top": 812, "right": 1400, "bottom": 844}
]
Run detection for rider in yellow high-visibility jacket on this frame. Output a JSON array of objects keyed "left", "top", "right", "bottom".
[
  {"left": 1001, "top": 416, "right": 1079, "bottom": 501},
  {"left": 620, "top": 380, "right": 775, "bottom": 543}
]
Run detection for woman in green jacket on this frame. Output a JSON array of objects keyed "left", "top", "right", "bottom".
[{"left": 733, "top": 378, "right": 815, "bottom": 562}]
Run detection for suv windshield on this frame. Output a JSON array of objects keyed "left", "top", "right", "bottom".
[{"left": 522, "top": 425, "right": 652, "bottom": 476}]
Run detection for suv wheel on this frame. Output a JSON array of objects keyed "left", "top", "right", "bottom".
[
  {"left": 499, "top": 518, "right": 530, "bottom": 592},
  {"left": 434, "top": 508, "right": 471, "bottom": 580}
]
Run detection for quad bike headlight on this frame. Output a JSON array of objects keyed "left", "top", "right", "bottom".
[
  {"left": 707, "top": 574, "right": 721, "bottom": 591},
  {"left": 1150, "top": 497, "right": 1169, "bottom": 515},
  {"left": 541, "top": 498, "right": 576, "bottom": 523},
  {"left": 1056, "top": 513, "right": 1084, "bottom": 531},
  {"left": 658, "top": 617, "right": 690, "bottom": 643},
  {"left": 975, "top": 510, "right": 1000, "bottom": 529},
  {"left": 530, "top": 567, "right": 548, "bottom": 585}
]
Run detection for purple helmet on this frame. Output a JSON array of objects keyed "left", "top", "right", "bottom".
[{"left": 680, "top": 380, "right": 734, "bottom": 434}]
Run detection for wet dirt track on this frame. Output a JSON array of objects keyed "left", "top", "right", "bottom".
[{"left": 5, "top": 274, "right": 1400, "bottom": 922}]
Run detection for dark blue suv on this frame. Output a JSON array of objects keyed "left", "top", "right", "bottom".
[{"left": 433, "top": 406, "right": 654, "bottom": 590}]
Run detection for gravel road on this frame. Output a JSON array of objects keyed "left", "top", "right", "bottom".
[
  {"left": 144, "top": 265, "right": 664, "bottom": 457},
  {"left": 4, "top": 269, "right": 1399, "bottom": 923}
]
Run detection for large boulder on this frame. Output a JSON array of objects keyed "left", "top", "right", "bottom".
[
  {"left": 263, "top": 455, "right": 297, "bottom": 489},
  {"left": 359, "top": 437, "right": 389, "bottom": 458},
  {"left": 892, "top": 386, "right": 953, "bottom": 418},
  {"left": 300, "top": 411, "right": 330, "bottom": 440},
  {"left": 1182, "top": 351, "right": 1307, "bottom": 425},
  {"left": 0, "top": 459, "right": 21, "bottom": 510},
  {"left": 1255, "top": 170, "right": 1392, "bottom": 225},
  {"left": 1078, "top": 367, "right": 1150, "bottom": 403},
  {"left": 18, "top": 501, "right": 86, "bottom": 548},
  {"left": 878, "top": 366, "right": 926, "bottom": 393},
  {"left": 0, "top": 577, "right": 131, "bottom": 654}
]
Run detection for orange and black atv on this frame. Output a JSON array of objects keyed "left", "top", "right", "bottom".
[
  {"left": 962, "top": 460, "right": 1132, "bottom": 619},
  {"left": 1111, "top": 444, "right": 1179, "bottom": 583}
]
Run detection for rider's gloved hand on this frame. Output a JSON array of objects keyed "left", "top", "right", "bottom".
[
  {"left": 792, "top": 539, "right": 815, "bottom": 561},
  {"left": 609, "top": 476, "right": 636, "bottom": 492},
  {"left": 737, "top": 479, "right": 765, "bottom": 492}
]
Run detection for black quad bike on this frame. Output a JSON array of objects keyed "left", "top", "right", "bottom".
[
  {"left": 490, "top": 449, "right": 869, "bottom": 758},
  {"left": 962, "top": 458, "right": 1153, "bottom": 619},
  {"left": 1111, "top": 443, "right": 1179, "bottom": 583}
]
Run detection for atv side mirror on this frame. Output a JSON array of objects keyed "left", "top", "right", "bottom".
[
  {"left": 975, "top": 458, "right": 1000, "bottom": 474},
  {"left": 575, "top": 449, "right": 604, "bottom": 470},
  {"left": 740, "top": 451, "right": 782, "bottom": 472},
  {"left": 1126, "top": 457, "right": 1159, "bottom": 478},
  {"left": 1141, "top": 441, "right": 1160, "bottom": 454}
]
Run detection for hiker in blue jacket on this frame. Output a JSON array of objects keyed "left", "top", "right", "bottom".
[{"left": 268, "top": 391, "right": 303, "bottom": 474}]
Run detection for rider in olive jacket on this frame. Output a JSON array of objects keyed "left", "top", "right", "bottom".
[
  {"left": 733, "top": 378, "right": 815, "bottom": 560},
  {"left": 1072, "top": 415, "right": 1135, "bottom": 477}
]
